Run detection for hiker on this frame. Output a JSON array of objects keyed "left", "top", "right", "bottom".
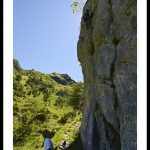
[
  {"left": 41, "top": 129, "right": 54, "bottom": 150},
  {"left": 82, "top": 9, "right": 94, "bottom": 29},
  {"left": 58, "top": 140, "right": 68, "bottom": 150}
]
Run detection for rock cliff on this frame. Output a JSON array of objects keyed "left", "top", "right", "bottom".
[{"left": 77, "top": 0, "right": 137, "bottom": 149}]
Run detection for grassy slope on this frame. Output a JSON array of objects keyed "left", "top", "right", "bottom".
[{"left": 13, "top": 59, "right": 83, "bottom": 150}]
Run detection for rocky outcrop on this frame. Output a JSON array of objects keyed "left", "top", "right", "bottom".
[
  {"left": 77, "top": 0, "right": 137, "bottom": 150},
  {"left": 50, "top": 73, "right": 76, "bottom": 85}
]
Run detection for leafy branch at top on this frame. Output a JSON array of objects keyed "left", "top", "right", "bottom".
[{"left": 71, "top": 0, "right": 86, "bottom": 14}]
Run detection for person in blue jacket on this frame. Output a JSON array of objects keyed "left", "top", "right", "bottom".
[{"left": 42, "top": 129, "right": 54, "bottom": 150}]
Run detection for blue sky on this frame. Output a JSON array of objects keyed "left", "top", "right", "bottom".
[{"left": 13, "top": 0, "right": 83, "bottom": 82}]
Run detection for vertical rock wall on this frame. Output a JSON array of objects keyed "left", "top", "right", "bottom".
[{"left": 77, "top": 0, "right": 137, "bottom": 149}]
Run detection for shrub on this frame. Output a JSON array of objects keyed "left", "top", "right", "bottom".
[
  {"left": 68, "top": 83, "right": 84, "bottom": 109},
  {"left": 13, "top": 59, "right": 22, "bottom": 73}
]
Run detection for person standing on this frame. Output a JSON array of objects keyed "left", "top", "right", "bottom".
[{"left": 42, "top": 129, "right": 54, "bottom": 150}]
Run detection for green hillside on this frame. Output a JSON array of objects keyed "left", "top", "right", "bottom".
[{"left": 13, "top": 59, "right": 84, "bottom": 150}]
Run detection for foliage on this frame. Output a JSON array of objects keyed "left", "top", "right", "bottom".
[
  {"left": 13, "top": 58, "right": 22, "bottom": 73},
  {"left": 13, "top": 59, "right": 84, "bottom": 150},
  {"left": 68, "top": 83, "right": 84, "bottom": 109},
  {"left": 71, "top": 0, "right": 86, "bottom": 14},
  {"left": 13, "top": 79, "right": 25, "bottom": 97}
]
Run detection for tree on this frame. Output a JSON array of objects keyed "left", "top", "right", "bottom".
[{"left": 13, "top": 58, "right": 22, "bottom": 72}]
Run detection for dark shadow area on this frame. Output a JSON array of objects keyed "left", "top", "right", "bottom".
[{"left": 67, "top": 134, "right": 84, "bottom": 150}]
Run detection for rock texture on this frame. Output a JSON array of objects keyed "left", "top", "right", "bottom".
[{"left": 77, "top": 0, "right": 137, "bottom": 150}]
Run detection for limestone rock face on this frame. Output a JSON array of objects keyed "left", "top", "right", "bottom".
[{"left": 77, "top": 0, "right": 137, "bottom": 149}]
